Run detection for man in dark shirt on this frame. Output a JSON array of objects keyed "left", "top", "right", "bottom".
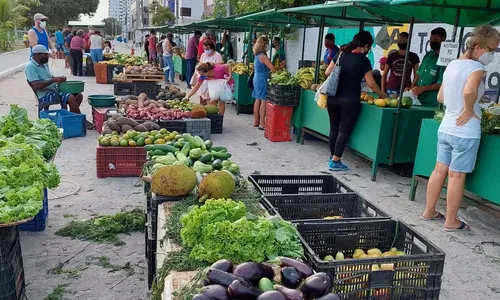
[
  {"left": 323, "top": 33, "right": 340, "bottom": 65},
  {"left": 382, "top": 32, "right": 420, "bottom": 96},
  {"left": 144, "top": 34, "right": 150, "bottom": 61}
]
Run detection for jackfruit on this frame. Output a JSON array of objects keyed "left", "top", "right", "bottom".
[
  {"left": 198, "top": 171, "right": 235, "bottom": 202},
  {"left": 151, "top": 165, "right": 197, "bottom": 196}
]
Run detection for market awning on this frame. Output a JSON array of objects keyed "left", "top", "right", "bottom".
[{"left": 234, "top": 9, "right": 315, "bottom": 26}]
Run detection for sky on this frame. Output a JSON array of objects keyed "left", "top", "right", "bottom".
[{"left": 79, "top": 0, "right": 109, "bottom": 23}]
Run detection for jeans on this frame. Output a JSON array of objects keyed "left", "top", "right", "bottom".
[
  {"left": 163, "top": 55, "right": 175, "bottom": 83},
  {"left": 70, "top": 49, "right": 83, "bottom": 76},
  {"left": 90, "top": 49, "right": 103, "bottom": 63},
  {"left": 185, "top": 57, "right": 197, "bottom": 88},
  {"left": 327, "top": 96, "right": 361, "bottom": 157}
]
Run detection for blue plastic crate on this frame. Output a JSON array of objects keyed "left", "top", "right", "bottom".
[
  {"left": 19, "top": 189, "right": 48, "bottom": 232},
  {"left": 40, "top": 110, "right": 86, "bottom": 139}
]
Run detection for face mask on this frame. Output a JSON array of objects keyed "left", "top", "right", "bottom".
[
  {"left": 478, "top": 51, "right": 495, "bottom": 66},
  {"left": 430, "top": 41, "right": 441, "bottom": 51},
  {"left": 40, "top": 56, "right": 49, "bottom": 64},
  {"left": 39, "top": 21, "right": 46, "bottom": 29},
  {"left": 204, "top": 50, "right": 213, "bottom": 55},
  {"left": 398, "top": 43, "right": 407, "bottom": 50}
]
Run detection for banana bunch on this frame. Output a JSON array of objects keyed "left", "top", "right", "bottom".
[
  {"left": 269, "top": 69, "right": 292, "bottom": 85},
  {"left": 294, "top": 66, "right": 328, "bottom": 89},
  {"left": 232, "top": 63, "right": 249, "bottom": 75}
]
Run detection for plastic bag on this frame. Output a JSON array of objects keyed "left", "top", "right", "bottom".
[
  {"left": 220, "top": 82, "right": 233, "bottom": 102},
  {"left": 402, "top": 91, "right": 421, "bottom": 106},
  {"left": 207, "top": 79, "right": 227, "bottom": 100},
  {"left": 375, "top": 25, "right": 391, "bottom": 50},
  {"left": 190, "top": 72, "right": 198, "bottom": 87},
  {"left": 315, "top": 82, "right": 328, "bottom": 109}
]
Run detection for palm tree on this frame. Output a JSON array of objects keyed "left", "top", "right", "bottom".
[{"left": 0, "top": 0, "right": 34, "bottom": 50}]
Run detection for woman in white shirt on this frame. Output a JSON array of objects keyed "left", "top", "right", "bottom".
[
  {"left": 421, "top": 25, "right": 500, "bottom": 231},
  {"left": 196, "top": 40, "right": 223, "bottom": 105},
  {"left": 163, "top": 33, "right": 176, "bottom": 85},
  {"left": 89, "top": 31, "right": 104, "bottom": 65}
]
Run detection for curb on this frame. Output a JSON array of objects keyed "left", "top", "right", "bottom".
[
  {"left": 0, "top": 48, "right": 29, "bottom": 56},
  {"left": 0, "top": 63, "right": 28, "bottom": 81}
]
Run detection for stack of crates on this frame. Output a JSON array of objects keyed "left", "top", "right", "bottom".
[
  {"left": 264, "top": 103, "right": 293, "bottom": 142},
  {"left": 0, "top": 226, "right": 25, "bottom": 300}
]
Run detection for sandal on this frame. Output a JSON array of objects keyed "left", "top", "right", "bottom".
[
  {"left": 253, "top": 124, "right": 259, "bottom": 127},
  {"left": 420, "top": 212, "right": 445, "bottom": 221},
  {"left": 258, "top": 126, "right": 265, "bottom": 130},
  {"left": 444, "top": 221, "right": 470, "bottom": 232}
]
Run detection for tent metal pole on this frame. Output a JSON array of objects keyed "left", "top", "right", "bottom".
[
  {"left": 314, "top": 17, "right": 326, "bottom": 84},
  {"left": 301, "top": 24, "right": 307, "bottom": 68},
  {"left": 389, "top": 17, "right": 415, "bottom": 166},
  {"left": 451, "top": 8, "right": 461, "bottom": 41},
  {"left": 359, "top": 21, "right": 365, "bottom": 32},
  {"left": 270, "top": 23, "right": 274, "bottom": 64},
  {"left": 457, "top": 27, "right": 465, "bottom": 55}
]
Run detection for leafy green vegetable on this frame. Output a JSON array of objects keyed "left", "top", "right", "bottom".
[
  {"left": 0, "top": 105, "right": 31, "bottom": 137},
  {"left": 268, "top": 215, "right": 304, "bottom": 259}
]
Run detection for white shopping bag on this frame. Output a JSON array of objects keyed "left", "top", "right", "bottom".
[
  {"left": 206, "top": 79, "right": 227, "bottom": 100},
  {"left": 402, "top": 91, "right": 422, "bottom": 106},
  {"left": 220, "top": 82, "right": 233, "bottom": 102}
]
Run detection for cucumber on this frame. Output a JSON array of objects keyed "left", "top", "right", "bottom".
[
  {"left": 212, "top": 159, "right": 222, "bottom": 170},
  {"left": 195, "top": 136, "right": 206, "bottom": 150},
  {"left": 199, "top": 153, "right": 213, "bottom": 164},
  {"left": 211, "top": 150, "right": 232, "bottom": 159},
  {"left": 211, "top": 146, "right": 227, "bottom": 152},
  {"left": 145, "top": 144, "right": 178, "bottom": 153},
  {"left": 183, "top": 134, "right": 201, "bottom": 148},
  {"left": 151, "top": 149, "right": 167, "bottom": 156},
  {"left": 186, "top": 157, "right": 194, "bottom": 167},
  {"left": 180, "top": 142, "right": 191, "bottom": 156},
  {"left": 204, "top": 139, "right": 213, "bottom": 150}
]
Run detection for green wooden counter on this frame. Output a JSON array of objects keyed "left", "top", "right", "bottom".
[
  {"left": 232, "top": 73, "right": 255, "bottom": 114},
  {"left": 292, "top": 89, "right": 435, "bottom": 181},
  {"left": 173, "top": 56, "right": 186, "bottom": 79},
  {"left": 410, "top": 119, "right": 500, "bottom": 205}
]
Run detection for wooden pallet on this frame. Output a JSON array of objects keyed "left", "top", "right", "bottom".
[{"left": 124, "top": 73, "right": 165, "bottom": 82}]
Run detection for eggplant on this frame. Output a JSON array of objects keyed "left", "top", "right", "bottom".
[
  {"left": 207, "top": 267, "right": 247, "bottom": 287},
  {"left": 200, "top": 284, "right": 231, "bottom": 300},
  {"left": 281, "top": 267, "right": 302, "bottom": 289},
  {"left": 316, "top": 294, "right": 341, "bottom": 300},
  {"left": 300, "top": 273, "right": 332, "bottom": 299},
  {"left": 193, "top": 294, "right": 215, "bottom": 300},
  {"left": 268, "top": 257, "right": 314, "bottom": 278},
  {"left": 257, "top": 291, "right": 288, "bottom": 300},
  {"left": 228, "top": 280, "right": 263, "bottom": 300},
  {"left": 211, "top": 259, "right": 234, "bottom": 273},
  {"left": 233, "top": 262, "right": 275, "bottom": 285},
  {"left": 274, "top": 285, "right": 304, "bottom": 300}
]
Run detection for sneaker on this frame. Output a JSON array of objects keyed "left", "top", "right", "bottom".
[{"left": 328, "top": 159, "right": 348, "bottom": 171}]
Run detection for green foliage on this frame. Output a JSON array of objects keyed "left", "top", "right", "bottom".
[
  {"left": 26, "top": 0, "right": 99, "bottom": 27},
  {"left": 44, "top": 284, "right": 68, "bottom": 300},
  {"left": 150, "top": 0, "right": 175, "bottom": 26},
  {"left": 102, "top": 17, "right": 121, "bottom": 36},
  {"left": 210, "top": 0, "right": 324, "bottom": 17}
]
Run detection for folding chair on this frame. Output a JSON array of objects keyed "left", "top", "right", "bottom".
[{"left": 27, "top": 80, "right": 67, "bottom": 118}]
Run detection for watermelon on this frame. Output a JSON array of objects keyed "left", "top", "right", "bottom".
[{"left": 402, "top": 96, "right": 413, "bottom": 108}]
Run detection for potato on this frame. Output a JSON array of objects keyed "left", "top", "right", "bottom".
[
  {"left": 143, "top": 121, "right": 160, "bottom": 131},
  {"left": 107, "top": 120, "right": 121, "bottom": 132},
  {"left": 134, "top": 124, "right": 148, "bottom": 132},
  {"left": 121, "top": 124, "right": 133, "bottom": 133},
  {"left": 116, "top": 117, "right": 140, "bottom": 127}
]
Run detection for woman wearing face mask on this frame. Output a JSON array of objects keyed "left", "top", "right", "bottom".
[
  {"left": 252, "top": 36, "right": 276, "bottom": 129},
  {"left": 421, "top": 25, "right": 500, "bottom": 231},
  {"left": 197, "top": 41, "right": 223, "bottom": 105},
  {"left": 28, "top": 13, "right": 54, "bottom": 58},
  {"left": 325, "top": 31, "right": 387, "bottom": 171}
]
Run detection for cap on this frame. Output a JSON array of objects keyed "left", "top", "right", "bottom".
[
  {"left": 33, "top": 13, "right": 48, "bottom": 21},
  {"left": 379, "top": 57, "right": 387, "bottom": 64},
  {"left": 32, "top": 45, "right": 50, "bottom": 54},
  {"left": 206, "top": 29, "right": 215, "bottom": 37}
]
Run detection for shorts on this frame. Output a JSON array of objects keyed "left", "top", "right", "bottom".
[
  {"left": 56, "top": 43, "right": 64, "bottom": 51},
  {"left": 437, "top": 131, "right": 480, "bottom": 173},
  {"left": 39, "top": 91, "right": 71, "bottom": 104},
  {"left": 64, "top": 48, "right": 70, "bottom": 56},
  {"left": 149, "top": 50, "right": 157, "bottom": 62},
  {"left": 90, "top": 49, "right": 103, "bottom": 63}
]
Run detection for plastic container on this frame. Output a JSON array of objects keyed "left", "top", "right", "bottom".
[
  {"left": 158, "top": 119, "right": 186, "bottom": 133},
  {"left": 133, "top": 81, "right": 159, "bottom": 99},
  {"left": 85, "top": 56, "right": 94, "bottom": 76},
  {"left": 184, "top": 118, "right": 211, "bottom": 140},
  {"left": 96, "top": 146, "right": 147, "bottom": 178},
  {"left": 88, "top": 95, "right": 116, "bottom": 107},
  {"left": 0, "top": 240, "right": 25, "bottom": 300},
  {"left": 206, "top": 114, "right": 223, "bottom": 134},
  {"left": 296, "top": 219, "right": 445, "bottom": 299},
  {"left": 248, "top": 174, "right": 353, "bottom": 195},
  {"left": 262, "top": 193, "right": 390, "bottom": 222},
  {"left": 40, "top": 110, "right": 86, "bottom": 139},
  {"left": 267, "top": 84, "right": 301, "bottom": 106},
  {"left": 94, "top": 63, "right": 108, "bottom": 84},
  {"left": 106, "top": 64, "right": 119, "bottom": 84},
  {"left": 19, "top": 189, "right": 48, "bottom": 232},
  {"left": 113, "top": 82, "right": 133, "bottom": 96},
  {"left": 92, "top": 107, "right": 115, "bottom": 134},
  {"left": 57, "top": 81, "right": 85, "bottom": 94},
  {"left": 0, "top": 227, "right": 19, "bottom": 263},
  {"left": 265, "top": 102, "right": 293, "bottom": 142},
  {"left": 238, "top": 104, "right": 254, "bottom": 115}
]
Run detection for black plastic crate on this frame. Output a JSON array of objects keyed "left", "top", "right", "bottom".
[
  {"left": 134, "top": 82, "right": 159, "bottom": 99},
  {"left": 267, "top": 84, "right": 301, "bottom": 106},
  {"left": 86, "top": 57, "right": 94, "bottom": 77},
  {"left": 158, "top": 119, "right": 186, "bottom": 133},
  {"left": 0, "top": 240, "right": 25, "bottom": 300},
  {"left": 206, "top": 114, "right": 223, "bottom": 134},
  {"left": 114, "top": 82, "right": 134, "bottom": 96},
  {"left": 106, "top": 64, "right": 119, "bottom": 84},
  {"left": 296, "top": 220, "right": 445, "bottom": 299},
  {"left": 248, "top": 174, "right": 353, "bottom": 195},
  {"left": 238, "top": 104, "right": 254, "bottom": 115},
  {"left": 262, "top": 193, "right": 390, "bottom": 222},
  {"left": 184, "top": 118, "right": 211, "bottom": 140},
  {"left": 0, "top": 227, "right": 19, "bottom": 263}
]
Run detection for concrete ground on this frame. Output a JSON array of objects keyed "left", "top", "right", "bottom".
[{"left": 0, "top": 43, "right": 499, "bottom": 300}]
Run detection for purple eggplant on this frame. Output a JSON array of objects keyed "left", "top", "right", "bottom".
[
  {"left": 268, "top": 257, "right": 314, "bottom": 278},
  {"left": 207, "top": 267, "right": 247, "bottom": 287},
  {"left": 228, "top": 280, "right": 263, "bottom": 300},
  {"left": 274, "top": 285, "right": 304, "bottom": 300},
  {"left": 200, "top": 284, "right": 231, "bottom": 300},
  {"left": 257, "top": 291, "right": 288, "bottom": 300},
  {"left": 193, "top": 293, "right": 215, "bottom": 300},
  {"left": 300, "top": 273, "right": 332, "bottom": 299},
  {"left": 233, "top": 262, "right": 275, "bottom": 285},
  {"left": 316, "top": 294, "right": 341, "bottom": 300},
  {"left": 281, "top": 267, "right": 302, "bottom": 289},
  {"left": 211, "top": 259, "right": 234, "bottom": 273}
]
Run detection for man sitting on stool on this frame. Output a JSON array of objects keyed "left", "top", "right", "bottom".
[{"left": 25, "top": 45, "right": 83, "bottom": 113}]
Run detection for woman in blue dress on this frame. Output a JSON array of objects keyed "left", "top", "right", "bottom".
[{"left": 252, "top": 36, "right": 275, "bottom": 129}]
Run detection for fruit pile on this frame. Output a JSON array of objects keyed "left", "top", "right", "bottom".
[
  {"left": 118, "top": 94, "right": 193, "bottom": 121},
  {"left": 268, "top": 70, "right": 299, "bottom": 86},
  {"left": 360, "top": 92, "right": 412, "bottom": 108},
  {"left": 157, "top": 86, "right": 187, "bottom": 100},
  {"left": 98, "top": 128, "right": 180, "bottom": 147},
  {"left": 231, "top": 62, "right": 254, "bottom": 75},
  {"left": 294, "top": 66, "right": 327, "bottom": 90},
  {"left": 322, "top": 247, "right": 405, "bottom": 271}
]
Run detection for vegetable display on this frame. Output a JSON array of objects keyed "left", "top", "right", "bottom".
[
  {"left": 269, "top": 70, "right": 299, "bottom": 86},
  {"left": 294, "top": 66, "right": 327, "bottom": 90},
  {"left": 231, "top": 62, "right": 254, "bottom": 75},
  {"left": 119, "top": 93, "right": 193, "bottom": 121}
]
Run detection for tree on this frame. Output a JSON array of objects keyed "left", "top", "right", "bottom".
[
  {"left": 26, "top": 0, "right": 99, "bottom": 27},
  {"left": 0, "top": 0, "right": 34, "bottom": 49},
  {"left": 210, "top": 0, "right": 324, "bottom": 17},
  {"left": 149, "top": 0, "right": 175, "bottom": 26},
  {"left": 102, "top": 17, "right": 121, "bottom": 36}
]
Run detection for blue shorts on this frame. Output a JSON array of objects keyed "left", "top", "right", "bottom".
[
  {"left": 64, "top": 47, "right": 70, "bottom": 56},
  {"left": 56, "top": 43, "right": 64, "bottom": 51},
  {"left": 90, "top": 49, "right": 103, "bottom": 63},
  {"left": 39, "top": 92, "right": 71, "bottom": 104},
  {"left": 437, "top": 131, "right": 480, "bottom": 173}
]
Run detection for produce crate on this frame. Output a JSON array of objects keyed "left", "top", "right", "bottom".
[
  {"left": 206, "top": 114, "right": 223, "bottom": 134},
  {"left": 267, "top": 84, "right": 301, "bottom": 106},
  {"left": 237, "top": 104, "right": 254, "bottom": 115},
  {"left": 133, "top": 81, "right": 160, "bottom": 99},
  {"left": 114, "top": 81, "right": 134, "bottom": 96},
  {"left": 248, "top": 174, "right": 353, "bottom": 195},
  {"left": 0, "top": 227, "right": 19, "bottom": 263},
  {"left": 124, "top": 74, "right": 165, "bottom": 82},
  {"left": 92, "top": 107, "right": 115, "bottom": 134},
  {"left": 262, "top": 193, "right": 390, "bottom": 222},
  {"left": 0, "top": 240, "right": 25, "bottom": 300},
  {"left": 296, "top": 219, "right": 445, "bottom": 299},
  {"left": 264, "top": 102, "right": 293, "bottom": 142},
  {"left": 96, "top": 146, "right": 147, "bottom": 178},
  {"left": 106, "top": 64, "right": 119, "bottom": 84},
  {"left": 184, "top": 118, "right": 211, "bottom": 140},
  {"left": 86, "top": 57, "right": 94, "bottom": 76},
  {"left": 158, "top": 119, "right": 186, "bottom": 133},
  {"left": 40, "top": 110, "right": 86, "bottom": 139},
  {"left": 19, "top": 189, "right": 48, "bottom": 232},
  {"left": 94, "top": 63, "right": 108, "bottom": 84}
]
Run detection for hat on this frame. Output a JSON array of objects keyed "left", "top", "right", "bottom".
[
  {"left": 33, "top": 13, "right": 48, "bottom": 21},
  {"left": 206, "top": 29, "right": 215, "bottom": 36},
  {"left": 32, "top": 45, "right": 50, "bottom": 54},
  {"left": 379, "top": 57, "right": 387, "bottom": 64}
]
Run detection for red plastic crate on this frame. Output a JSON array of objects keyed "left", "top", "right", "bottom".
[
  {"left": 92, "top": 107, "right": 114, "bottom": 134},
  {"left": 96, "top": 145, "right": 147, "bottom": 178},
  {"left": 265, "top": 102, "right": 293, "bottom": 142},
  {"left": 94, "top": 63, "right": 108, "bottom": 84}
]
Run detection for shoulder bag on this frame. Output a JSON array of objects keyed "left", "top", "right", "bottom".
[{"left": 325, "top": 52, "right": 343, "bottom": 96}]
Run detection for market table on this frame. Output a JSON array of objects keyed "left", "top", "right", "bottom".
[
  {"left": 292, "top": 89, "right": 435, "bottom": 181},
  {"left": 173, "top": 56, "right": 186, "bottom": 80},
  {"left": 232, "top": 73, "right": 255, "bottom": 114},
  {"left": 410, "top": 118, "right": 500, "bottom": 205}
]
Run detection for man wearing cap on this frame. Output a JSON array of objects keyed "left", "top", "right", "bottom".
[
  {"left": 26, "top": 45, "right": 83, "bottom": 115},
  {"left": 198, "top": 30, "right": 214, "bottom": 61},
  {"left": 28, "top": 13, "right": 54, "bottom": 57}
]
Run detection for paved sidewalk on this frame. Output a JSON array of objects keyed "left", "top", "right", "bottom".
[{"left": 0, "top": 48, "right": 30, "bottom": 79}]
